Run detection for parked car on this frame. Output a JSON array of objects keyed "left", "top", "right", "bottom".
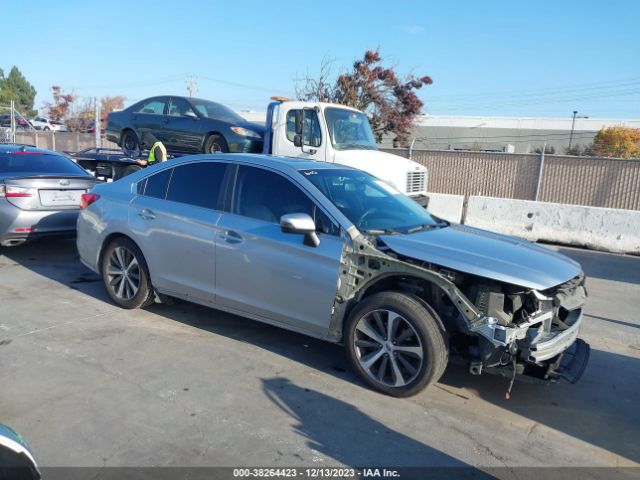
[
  {"left": 30, "top": 117, "right": 64, "bottom": 132},
  {"left": 77, "top": 154, "right": 589, "bottom": 397},
  {"left": 0, "top": 145, "right": 97, "bottom": 247},
  {"left": 105, "top": 96, "right": 265, "bottom": 154},
  {"left": 0, "top": 115, "right": 32, "bottom": 130},
  {"left": 84, "top": 120, "right": 105, "bottom": 135}
]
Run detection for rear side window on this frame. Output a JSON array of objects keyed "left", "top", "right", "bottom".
[
  {"left": 143, "top": 168, "right": 172, "bottom": 199},
  {"left": 0, "top": 152, "right": 87, "bottom": 175},
  {"left": 166, "top": 162, "right": 227, "bottom": 210}
]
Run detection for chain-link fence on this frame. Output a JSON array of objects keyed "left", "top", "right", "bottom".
[{"left": 382, "top": 148, "right": 640, "bottom": 211}]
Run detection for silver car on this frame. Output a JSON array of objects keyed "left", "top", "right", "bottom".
[
  {"left": 77, "top": 154, "right": 589, "bottom": 397},
  {"left": 0, "top": 145, "right": 97, "bottom": 247}
]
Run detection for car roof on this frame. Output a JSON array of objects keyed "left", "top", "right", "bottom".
[
  {"left": 166, "top": 153, "right": 358, "bottom": 175},
  {"left": 0, "top": 144, "right": 61, "bottom": 155}
]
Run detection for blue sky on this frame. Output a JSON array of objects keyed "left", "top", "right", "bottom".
[{"left": 3, "top": 0, "right": 639, "bottom": 118}]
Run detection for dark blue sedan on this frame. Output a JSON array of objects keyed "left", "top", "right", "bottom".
[{"left": 105, "top": 96, "right": 265, "bottom": 154}]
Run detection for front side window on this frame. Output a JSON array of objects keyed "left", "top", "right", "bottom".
[
  {"left": 233, "top": 166, "right": 338, "bottom": 235},
  {"left": 137, "top": 98, "right": 167, "bottom": 115},
  {"left": 285, "top": 109, "right": 322, "bottom": 147},
  {"left": 325, "top": 108, "right": 377, "bottom": 151},
  {"left": 166, "top": 162, "right": 227, "bottom": 209},
  {"left": 143, "top": 168, "right": 172, "bottom": 199},
  {"left": 301, "top": 168, "right": 438, "bottom": 233}
]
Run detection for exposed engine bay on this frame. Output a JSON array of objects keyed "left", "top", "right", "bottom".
[{"left": 329, "top": 229, "right": 591, "bottom": 394}]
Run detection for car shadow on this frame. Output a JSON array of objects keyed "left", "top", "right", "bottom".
[
  {"left": 439, "top": 348, "right": 640, "bottom": 464},
  {"left": 0, "top": 237, "right": 112, "bottom": 305},
  {"left": 261, "top": 376, "right": 489, "bottom": 476}
]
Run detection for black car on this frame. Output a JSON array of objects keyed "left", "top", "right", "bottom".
[{"left": 105, "top": 96, "right": 265, "bottom": 154}]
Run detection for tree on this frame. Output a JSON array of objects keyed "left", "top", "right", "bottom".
[
  {"left": 296, "top": 49, "right": 432, "bottom": 145},
  {"left": 591, "top": 126, "right": 640, "bottom": 158},
  {"left": 43, "top": 86, "right": 74, "bottom": 123},
  {"left": 0, "top": 67, "right": 37, "bottom": 116},
  {"left": 101, "top": 95, "right": 125, "bottom": 120}
]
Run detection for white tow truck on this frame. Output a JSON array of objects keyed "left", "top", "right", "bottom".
[{"left": 261, "top": 98, "right": 428, "bottom": 204}]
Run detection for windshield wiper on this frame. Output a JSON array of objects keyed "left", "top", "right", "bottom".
[
  {"left": 406, "top": 221, "right": 449, "bottom": 234},
  {"left": 365, "top": 228, "right": 402, "bottom": 235},
  {"left": 338, "top": 143, "right": 376, "bottom": 150}
]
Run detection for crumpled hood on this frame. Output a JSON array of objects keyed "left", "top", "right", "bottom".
[{"left": 379, "top": 224, "right": 582, "bottom": 290}]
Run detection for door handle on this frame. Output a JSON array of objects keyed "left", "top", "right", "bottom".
[
  {"left": 220, "top": 230, "right": 243, "bottom": 244},
  {"left": 138, "top": 208, "right": 156, "bottom": 220}
]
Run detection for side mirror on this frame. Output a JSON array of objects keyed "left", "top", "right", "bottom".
[
  {"left": 293, "top": 134, "right": 302, "bottom": 147},
  {"left": 185, "top": 111, "right": 198, "bottom": 119},
  {"left": 280, "top": 213, "right": 320, "bottom": 247}
]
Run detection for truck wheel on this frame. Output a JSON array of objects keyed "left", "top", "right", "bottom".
[
  {"left": 114, "top": 165, "right": 143, "bottom": 181},
  {"left": 122, "top": 130, "right": 140, "bottom": 151},
  {"left": 101, "top": 237, "right": 154, "bottom": 309},
  {"left": 204, "top": 134, "right": 229, "bottom": 154},
  {"left": 345, "top": 292, "right": 448, "bottom": 397}
]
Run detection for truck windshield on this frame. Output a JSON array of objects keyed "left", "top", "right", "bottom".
[
  {"left": 301, "top": 168, "right": 439, "bottom": 233},
  {"left": 325, "top": 108, "right": 378, "bottom": 151}
]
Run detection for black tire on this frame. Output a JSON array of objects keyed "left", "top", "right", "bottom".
[
  {"left": 121, "top": 130, "right": 140, "bottom": 151},
  {"left": 101, "top": 237, "right": 154, "bottom": 309},
  {"left": 113, "top": 164, "right": 143, "bottom": 181},
  {"left": 203, "top": 134, "right": 229, "bottom": 154},
  {"left": 345, "top": 292, "right": 448, "bottom": 397},
  {"left": 43, "top": 126, "right": 50, "bottom": 131}
]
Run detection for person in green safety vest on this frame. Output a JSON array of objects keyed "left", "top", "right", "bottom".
[{"left": 147, "top": 141, "right": 167, "bottom": 164}]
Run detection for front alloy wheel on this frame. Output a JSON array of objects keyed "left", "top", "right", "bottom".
[
  {"left": 345, "top": 292, "right": 448, "bottom": 397},
  {"left": 354, "top": 309, "right": 424, "bottom": 387}
]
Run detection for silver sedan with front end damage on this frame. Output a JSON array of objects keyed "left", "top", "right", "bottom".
[{"left": 77, "top": 154, "right": 589, "bottom": 397}]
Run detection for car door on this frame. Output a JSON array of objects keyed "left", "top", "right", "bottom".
[
  {"left": 130, "top": 97, "right": 169, "bottom": 146},
  {"left": 128, "top": 161, "right": 230, "bottom": 304},
  {"left": 165, "top": 97, "right": 204, "bottom": 152},
  {"left": 274, "top": 107, "right": 326, "bottom": 161},
  {"left": 215, "top": 165, "right": 343, "bottom": 337}
]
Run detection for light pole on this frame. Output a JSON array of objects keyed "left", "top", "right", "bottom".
[{"left": 568, "top": 110, "right": 589, "bottom": 152}]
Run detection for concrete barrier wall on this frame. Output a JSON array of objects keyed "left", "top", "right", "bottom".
[
  {"left": 465, "top": 196, "right": 640, "bottom": 254},
  {"left": 426, "top": 193, "right": 465, "bottom": 223}
]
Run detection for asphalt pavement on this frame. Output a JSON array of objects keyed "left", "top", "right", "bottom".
[{"left": 0, "top": 239, "right": 638, "bottom": 472}]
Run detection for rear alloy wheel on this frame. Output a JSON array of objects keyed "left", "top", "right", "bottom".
[
  {"left": 122, "top": 130, "right": 140, "bottom": 151},
  {"left": 101, "top": 238, "right": 153, "bottom": 309},
  {"left": 346, "top": 292, "right": 448, "bottom": 397},
  {"left": 203, "top": 134, "right": 229, "bottom": 154}
]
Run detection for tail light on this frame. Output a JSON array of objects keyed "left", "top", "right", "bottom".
[
  {"left": 4, "top": 186, "right": 34, "bottom": 198},
  {"left": 80, "top": 192, "right": 100, "bottom": 209}
]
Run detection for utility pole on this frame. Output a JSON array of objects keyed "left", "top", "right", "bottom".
[{"left": 186, "top": 75, "right": 198, "bottom": 98}]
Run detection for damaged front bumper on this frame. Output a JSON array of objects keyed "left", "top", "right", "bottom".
[{"left": 470, "top": 292, "right": 590, "bottom": 385}]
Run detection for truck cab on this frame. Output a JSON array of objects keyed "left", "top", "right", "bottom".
[{"left": 263, "top": 100, "right": 428, "bottom": 201}]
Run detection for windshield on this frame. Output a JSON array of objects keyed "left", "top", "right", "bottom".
[
  {"left": 0, "top": 152, "right": 88, "bottom": 175},
  {"left": 325, "top": 108, "right": 377, "bottom": 151},
  {"left": 190, "top": 99, "right": 244, "bottom": 123},
  {"left": 301, "top": 169, "right": 440, "bottom": 233}
]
